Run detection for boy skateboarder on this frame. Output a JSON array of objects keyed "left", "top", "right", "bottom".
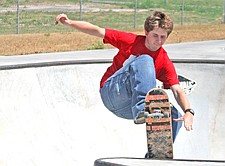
[{"left": 55, "top": 11, "right": 194, "bottom": 138}]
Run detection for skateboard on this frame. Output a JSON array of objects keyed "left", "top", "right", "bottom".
[{"left": 144, "top": 88, "right": 173, "bottom": 159}]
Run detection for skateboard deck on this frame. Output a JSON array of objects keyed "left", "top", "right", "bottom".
[{"left": 144, "top": 88, "right": 173, "bottom": 159}]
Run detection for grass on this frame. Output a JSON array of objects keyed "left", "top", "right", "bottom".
[
  {"left": 0, "top": 0, "right": 224, "bottom": 34},
  {"left": 0, "top": 9, "right": 224, "bottom": 34},
  {"left": 0, "top": 0, "right": 224, "bottom": 56}
]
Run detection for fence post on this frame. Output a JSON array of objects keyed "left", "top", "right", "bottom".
[
  {"left": 181, "top": 0, "right": 184, "bottom": 25},
  {"left": 224, "top": 0, "right": 225, "bottom": 23},
  {"left": 164, "top": 0, "right": 167, "bottom": 6},
  {"left": 79, "top": 0, "right": 83, "bottom": 20},
  {"left": 134, "top": 0, "right": 138, "bottom": 29},
  {"left": 17, "top": 0, "right": 20, "bottom": 34}
]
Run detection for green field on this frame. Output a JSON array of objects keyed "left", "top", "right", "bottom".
[{"left": 0, "top": 0, "right": 224, "bottom": 34}]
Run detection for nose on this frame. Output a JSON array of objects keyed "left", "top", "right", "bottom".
[{"left": 157, "top": 37, "right": 162, "bottom": 44}]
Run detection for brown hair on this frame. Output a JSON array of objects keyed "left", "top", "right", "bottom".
[{"left": 144, "top": 11, "right": 173, "bottom": 36}]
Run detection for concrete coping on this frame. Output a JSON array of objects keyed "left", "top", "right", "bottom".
[{"left": 94, "top": 157, "right": 225, "bottom": 166}]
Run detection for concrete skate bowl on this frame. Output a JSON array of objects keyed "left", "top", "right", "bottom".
[{"left": 0, "top": 56, "right": 224, "bottom": 166}]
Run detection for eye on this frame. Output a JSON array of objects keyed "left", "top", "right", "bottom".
[{"left": 161, "top": 36, "right": 166, "bottom": 40}]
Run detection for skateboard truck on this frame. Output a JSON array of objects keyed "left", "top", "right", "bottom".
[
  {"left": 134, "top": 109, "right": 170, "bottom": 124},
  {"left": 148, "top": 111, "right": 164, "bottom": 120},
  {"left": 147, "top": 109, "right": 170, "bottom": 120}
]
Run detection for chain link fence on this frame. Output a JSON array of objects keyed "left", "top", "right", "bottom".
[{"left": 0, "top": 0, "right": 224, "bottom": 34}]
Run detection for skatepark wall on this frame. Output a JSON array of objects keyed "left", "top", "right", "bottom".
[
  {"left": 0, "top": 40, "right": 224, "bottom": 166},
  {"left": 0, "top": 62, "right": 147, "bottom": 166}
]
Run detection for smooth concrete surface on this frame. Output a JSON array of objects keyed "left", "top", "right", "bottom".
[{"left": 0, "top": 40, "right": 224, "bottom": 166}]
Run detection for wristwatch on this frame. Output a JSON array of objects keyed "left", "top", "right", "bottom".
[{"left": 184, "top": 109, "right": 195, "bottom": 116}]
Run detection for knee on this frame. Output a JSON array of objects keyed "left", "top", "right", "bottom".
[
  {"left": 134, "top": 54, "right": 154, "bottom": 69},
  {"left": 129, "top": 54, "right": 156, "bottom": 80},
  {"left": 139, "top": 54, "right": 153, "bottom": 60},
  {"left": 135, "top": 54, "right": 154, "bottom": 66}
]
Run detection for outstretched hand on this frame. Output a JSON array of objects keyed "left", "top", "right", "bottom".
[
  {"left": 173, "top": 112, "right": 194, "bottom": 131},
  {"left": 55, "top": 13, "right": 69, "bottom": 25}
]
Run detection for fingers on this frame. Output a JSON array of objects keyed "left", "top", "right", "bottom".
[
  {"left": 186, "top": 125, "right": 193, "bottom": 131},
  {"left": 55, "top": 14, "right": 61, "bottom": 25},
  {"left": 173, "top": 114, "right": 193, "bottom": 131},
  {"left": 183, "top": 121, "right": 193, "bottom": 131},
  {"left": 173, "top": 117, "right": 184, "bottom": 122},
  {"left": 55, "top": 13, "right": 67, "bottom": 25}
]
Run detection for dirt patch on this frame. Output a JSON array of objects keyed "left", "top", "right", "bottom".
[{"left": 0, "top": 24, "right": 224, "bottom": 56}]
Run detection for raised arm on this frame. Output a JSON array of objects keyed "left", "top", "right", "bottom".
[{"left": 55, "top": 13, "right": 105, "bottom": 38}]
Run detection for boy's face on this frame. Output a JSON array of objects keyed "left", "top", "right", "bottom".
[{"left": 145, "top": 27, "right": 168, "bottom": 52}]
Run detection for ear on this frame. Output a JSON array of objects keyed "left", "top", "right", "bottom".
[{"left": 145, "top": 30, "right": 149, "bottom": 36}]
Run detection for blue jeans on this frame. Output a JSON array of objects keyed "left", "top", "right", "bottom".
[{"left": 100, "top": 55, "right": 182, "bottom": 141}]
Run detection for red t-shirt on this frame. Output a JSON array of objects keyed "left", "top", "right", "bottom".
[{"left": 100, "top": 29, "right": 179, "bottom": 89}]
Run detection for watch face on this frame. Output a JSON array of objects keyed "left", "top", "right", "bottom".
[
  {"left": 185, "top": 109, "right": 194, "bottom": 115},
  {"left": 190, "top": 110, "right": 194, "bottom": 115}
]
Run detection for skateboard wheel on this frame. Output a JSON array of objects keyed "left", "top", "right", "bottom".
[
  {"left": 163, "top": 112, "right": 170, "bottom": 118},
  {"left": 145, "top": 152, "right": 154, "bottom": 159}
]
